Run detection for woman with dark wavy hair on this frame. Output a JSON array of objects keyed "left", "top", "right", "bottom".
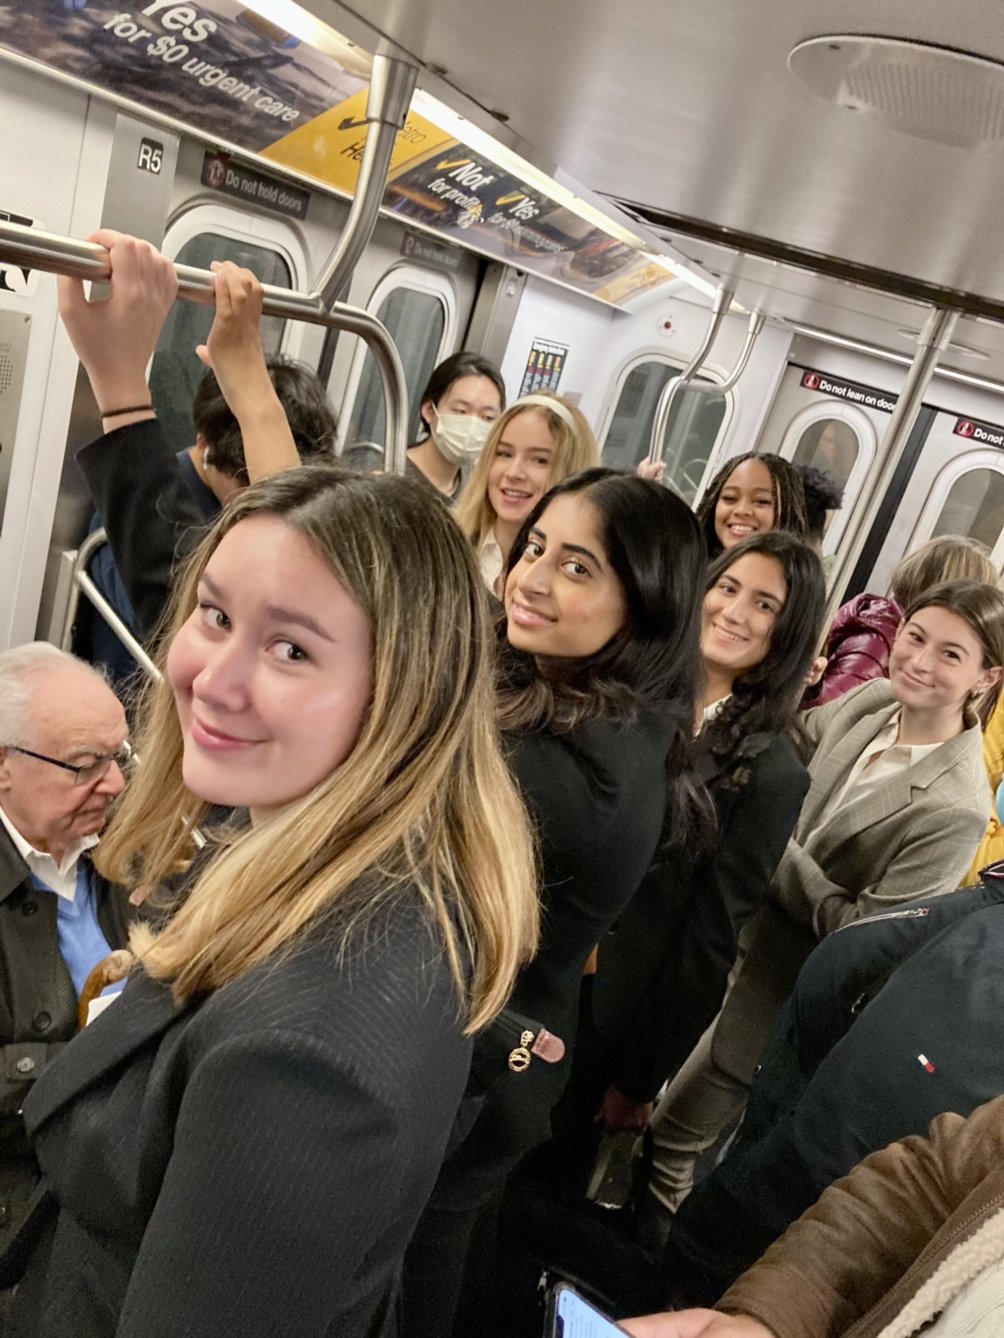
[
  {"left": 568, "top": 532, "right": 826, "bottom": 1161},
  {"left": 404, "top": 468, "right": 714, "bottom": 1336}
]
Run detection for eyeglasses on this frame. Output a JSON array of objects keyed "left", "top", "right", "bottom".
[{"left": 3, "top": 743, "right": 132, "bottom": 786}]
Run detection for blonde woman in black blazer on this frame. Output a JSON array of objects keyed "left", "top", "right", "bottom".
[{"left": 5, "top": 463, "right": 538, "bottom": 1334}]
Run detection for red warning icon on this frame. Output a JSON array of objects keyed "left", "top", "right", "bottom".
[
  {"left": 802, "top": 372, "right": 822, "bottom": 391},
  {"left": 206, "top": 157, "right": 226, "bottom": 190},
  {"left": 955, "top": 419, "right": 976, "bottom": 438}
]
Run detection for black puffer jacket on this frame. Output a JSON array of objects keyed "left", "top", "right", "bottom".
[{"left": 663, "top": 864, "right": 1004, "bottom": 1306}]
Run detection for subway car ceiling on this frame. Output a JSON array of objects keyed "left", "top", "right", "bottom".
[{"left": 306, "top": 0, "right": 1004, "bottom": 380}]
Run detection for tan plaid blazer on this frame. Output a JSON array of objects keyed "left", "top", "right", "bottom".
[{"left": 714, "top": 680, "right": 991, "bottom": 1081}]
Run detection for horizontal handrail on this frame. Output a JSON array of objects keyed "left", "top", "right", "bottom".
[{"left": 0, "top": 220, "right": 410, "bottom": 474}]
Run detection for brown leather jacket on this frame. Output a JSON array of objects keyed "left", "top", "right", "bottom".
[{"left": 719, "top": 1094, "right": 1004, "bottom": 1338}]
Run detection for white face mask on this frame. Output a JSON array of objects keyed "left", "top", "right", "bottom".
[{"left": 431, "top": 408, "right": 493, "bottom": 464}]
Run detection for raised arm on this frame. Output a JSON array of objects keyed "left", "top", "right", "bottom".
[
  {"left": 196, "top": 262, "right": 299, "bottom": 481},
  {"left": 58, "top": 229, "right": 175, "bottom": 437},
  {"left": 61, "top": 231, "right": 208, "bottom": 637}
]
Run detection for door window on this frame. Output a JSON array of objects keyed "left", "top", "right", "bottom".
[
  {"left": 346, "top": 287, "right": 447, "bottom": 460},
  {"left": 601, "top": 360, "right": 728, "bottom": 500},
  {"left": 791, "top": 417, "right": 859, "bottom": 492},
  {"left": 150, "top": 233, "right": 292, "bottom": 454},
  {"left": 931, "top": 468, "right": 1004, "bottom": 551}
]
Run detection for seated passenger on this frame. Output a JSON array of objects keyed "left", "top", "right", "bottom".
[
  {"left": 626, "top": 1093, "right": 1004, "bottom": 1338},
  {"left": 401, "top": 350, "right": 505, "bottom": 499},
  {"left": 645, "top": 580, "right": 1004, "bottom": 1218},
  {"left": 558, "top": 532, "right": 825, "bottom": 1148},
  {"left": 0, "top": 643, "right": 136, "bottom": 1257},
  {"left": 808, "top": 534, "right": 999, "bottom": 708},
  {"left": 664, "top": 863, "right": 1004, "bottom": 1306},
  {"left": 403, "top": 468, "right": 712, "bottom": 1338},
  {"left": 695, "top": 453, "right": 808, "bottom": 559},
  {"left": 6, "top": 466, "right": 539, "bottom": 1336},
  {"left": 453, "top": 391, "right": 601, "bottom": 593}
]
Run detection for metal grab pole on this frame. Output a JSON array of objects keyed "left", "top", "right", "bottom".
[
  {"left": 314, "top": 53, "right": 418, "bottom": 308},
  {"left": 647, "top": 285, "right": 735, "bottom": 465},
  {"left": 58, "top": 529, "right": 162, "bottom": 676},
  {"left": 0, "top": 220, "right": 410, "bottom": 475},
  {"left": 824, "top": 306, "right": 959, "bottom": 619}
]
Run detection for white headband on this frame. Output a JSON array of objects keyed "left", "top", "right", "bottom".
[{"left": 514, "top": 393, "right": 577, "bottom": 431}]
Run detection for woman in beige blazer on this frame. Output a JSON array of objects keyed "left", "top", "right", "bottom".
[{"left": 648, "top": 579, "right": 1004, "bottom": 1215}]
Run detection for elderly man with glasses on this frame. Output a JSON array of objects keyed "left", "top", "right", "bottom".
[{"left": 0, "top": 642, "right": 137, "bottom": 1264}]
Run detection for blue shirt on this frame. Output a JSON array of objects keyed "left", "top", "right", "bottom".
[{"left": 30, "top": 860, "right": 115, "bottom": 998}]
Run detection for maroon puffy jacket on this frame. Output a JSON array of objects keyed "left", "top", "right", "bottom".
[{"left": 809, "top": 593, "right": 903, "bottom": 708}]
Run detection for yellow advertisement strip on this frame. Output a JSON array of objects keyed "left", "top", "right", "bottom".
[{"left": 261, "top": 88, "right": 456, "bottom": 195}]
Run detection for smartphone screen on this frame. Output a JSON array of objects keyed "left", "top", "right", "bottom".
[{"left": 548, "top": 1283, "right": 628, "bottom": 1337}]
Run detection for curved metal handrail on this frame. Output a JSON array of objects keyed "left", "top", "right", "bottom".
[
  {"left": 0, "top": 222, "right": 411, "bottom": 475},
  {"left": 59, "top": 528, "right": 162, "bottom": 679},
  {"left": 648, "top": 286, "right": 745, "bottom": 466}
]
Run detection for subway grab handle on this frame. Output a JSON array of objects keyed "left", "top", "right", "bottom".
[
  {"left": 0, "top": 220, "right": 410, "bottom": 476},
  {"left": 647, "top": 284, "right": 736, "bottom": 466}
]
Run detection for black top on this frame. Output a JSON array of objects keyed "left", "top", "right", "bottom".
[
  {"left": 440, "top": 714, "right": 675, "bottom": 1187},
  {"left": 0, "top": 829, "right": 137, "bottom": 1257},
  {"left": 77, "top": 421, "right": 211, "bottom": 640},
  {"left": 592, "top": 731, "right": 809, "bottom": 1102},
  {"left": 666, "top": 874, "right": 1004, "bottom": 1306},
  {"left": 15, "top": 892, "right": 470, "bottom": 1338}
]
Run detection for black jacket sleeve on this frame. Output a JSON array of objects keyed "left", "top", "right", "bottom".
[
  {"left": 76, "top": 421, "right": 209, "bottom": 640},
  {"left": 610, "top": 736, "right": 809, "bottom": 1102}
]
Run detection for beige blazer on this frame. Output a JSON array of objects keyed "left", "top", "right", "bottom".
[{"left": 714, "top": 680, "right": 991, "bottom": 1081}]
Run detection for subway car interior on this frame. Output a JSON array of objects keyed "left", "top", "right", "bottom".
[
  {"left": 3, "top": 1, "right": 1004, "bottom": 648},
  {"left": 4, "top": 0, "right": 1004, "bottom": 1331}
]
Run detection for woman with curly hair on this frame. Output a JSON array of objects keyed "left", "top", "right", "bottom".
[{"left": 696, "top": 453, "right": 809, "bottom": 558}]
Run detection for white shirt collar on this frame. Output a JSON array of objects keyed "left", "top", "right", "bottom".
[
  {"left": 479, "top": 530, "right": 505, "bottom": 596},
  {"left": 0, "top": 803, "right": 99, "bottom": 902}
]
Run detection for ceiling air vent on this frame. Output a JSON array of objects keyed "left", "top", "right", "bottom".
[{"left": 788, "top": 36, "right": 1004, "bottom": 148}]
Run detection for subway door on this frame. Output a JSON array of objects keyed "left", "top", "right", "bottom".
[
  {"left": 0, "top": 66, "right": 120, "bottom": 650},
  {"left": 151, "top": 203, "right": 309, "bottom": 457},
  {"left": 756, "top": 363, "right": 893, "bottom": 559},
  {"left": 330, "top": 225, "right": 483, "bottom": 469},
  {"left": 866, "top": 411, "right": 1004, "bottom": 597}
]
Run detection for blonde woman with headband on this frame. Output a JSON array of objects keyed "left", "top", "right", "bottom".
[{"left": 453, "top": 391, "right": 602, "bottom": 593}]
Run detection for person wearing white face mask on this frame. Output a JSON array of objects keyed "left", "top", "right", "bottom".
[{"left": 406, "top": 351, "right": 506, "bottom": 500}]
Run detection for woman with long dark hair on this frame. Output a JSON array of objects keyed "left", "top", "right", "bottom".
[
  {"left": 562, "top": 532, "right": 826, "bottom": 1151},
  {"left": 403, "top": 467, "right": 712, "bottom": 1336}
]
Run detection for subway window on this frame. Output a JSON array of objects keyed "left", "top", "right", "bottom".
[
  {"left": 150, "top": 233, "right": 292, "bottom": 454},
  {"left": 791, "top": 417, "right": 859, "bottom": 491},
  {"left": 345, "top": 286, "right": 447, "bottom": 463},
  {"left": 602, "top": 360, "right": 727, "bottom": 499},
  {"left": 931, "top": 467, "right": 1004, "bottom": 551}
]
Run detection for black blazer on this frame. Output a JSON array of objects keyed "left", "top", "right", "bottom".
[
  {"left": 590, "top": 732, "right": 809, "bottom": 1102},
  {"left": 77, "top": 421, "right": 209, "bottom": 640},
  {"left": 432, "top": 715, "right": 674, "bottom": 1191},
  {"left": 0, "top": 830, "right": 136, "bottom": 1262},
  {"left": 14, "top": 892, "right": 470, "bottom": 1338}
]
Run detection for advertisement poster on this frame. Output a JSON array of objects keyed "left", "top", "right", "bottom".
[
  {"left": 0, "top": 2, "right": 368, "bottom": 152},
  {"left": 0, "top": 2, "right": 673, "bottom": 304},
  {"left": 519, "top": 338, "right": 568, "bottom": 396}
]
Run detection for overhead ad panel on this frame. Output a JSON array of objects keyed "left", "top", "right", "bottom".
[{"left": 0, "top": 2, "right": 671, "bottom": 304}]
